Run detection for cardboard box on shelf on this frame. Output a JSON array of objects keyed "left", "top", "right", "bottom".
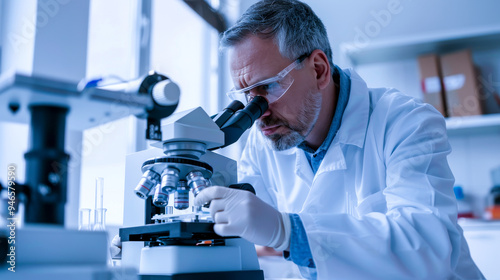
[
  {"left": 475, "top": 67, "right": 500, "bottom": 115},
  {"left": 440, "top": 49, "right": 483, "bottom": 117},
  {"left": 417, "top": 54, "right": 447, "bottom": 117}
]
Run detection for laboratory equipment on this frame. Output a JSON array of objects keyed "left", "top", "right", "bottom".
[
  {"left": 119, "top": 96, "right": 268, "bottom": 279},
  {"left": 174, "top": 181, "right": 190, "bottom": 210},
  {"left": 485, "top": 186, "right": 500, "bottom": 219},
  {"left": 79, "top": 208, "right": 93, "bottom": 231},
  {"left": 453, "top": 186, "right": 475, "bottom": 219},
  {"left": 95, "top": 178, "right": 104, "bottom": 213},
  {"left": 93, "top": 177, "right": 107, "bottom": 231},
  {"left": 485, "top": 166, "right": 500, "bottom": 219},
  {"left": 0, "top": 71, "right": 179, "bottom": 225},
  {"left": 0, "top": 71, "right": 180, "bottom": 280},
  {"left": 94, "top": 208, "right": 107, "bottom": 231}
]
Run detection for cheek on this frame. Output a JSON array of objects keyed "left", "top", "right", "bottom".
[{"left": 270, "top": 101, "right": 298, "bottom": 122}]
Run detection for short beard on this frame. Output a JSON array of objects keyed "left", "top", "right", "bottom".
[{"left": 258, "top": 91, "right": 322, "bottom": 151}]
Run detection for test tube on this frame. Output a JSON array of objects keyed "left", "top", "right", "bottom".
[
  {"left": 94, "top": 177, "right": 105, "bottom": 230},
  {"left": 95, "top": 177, "right": 104, "bottom": 212}
]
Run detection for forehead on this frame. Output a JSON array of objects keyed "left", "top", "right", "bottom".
[{"left": 229, "top": 36, "right": 289, "bottom": 87}]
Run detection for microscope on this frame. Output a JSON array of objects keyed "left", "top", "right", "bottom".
[{"left": 119, "top": 96, "right": 268, "bottom": 279}]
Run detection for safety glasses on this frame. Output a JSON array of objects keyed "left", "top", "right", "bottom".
[{"left": 226, "top": 53, "right": 310, "bottom": 105}]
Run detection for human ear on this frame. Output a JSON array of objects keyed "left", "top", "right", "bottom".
[{"left": 309, "top": 49, "right": 331, "bottom": 90}]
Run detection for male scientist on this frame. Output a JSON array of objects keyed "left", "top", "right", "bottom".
[{"left": 193, "top": 0, "right": 484, "bottom": 279}]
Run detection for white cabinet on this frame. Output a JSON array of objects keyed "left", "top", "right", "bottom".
[{"left": 460, "top": 219, "right": 500, "bottom": 279}]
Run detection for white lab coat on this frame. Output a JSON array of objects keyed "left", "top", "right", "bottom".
[{"left": 238, "top": 69, "right": 484, "bottom": 279}]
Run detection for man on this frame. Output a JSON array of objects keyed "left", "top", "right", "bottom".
[{"left": 194, "top": 0, "right": 484, "bottom": 279}]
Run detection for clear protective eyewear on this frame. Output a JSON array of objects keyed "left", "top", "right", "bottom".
[{"left": 227, "top": 53, "right": 310, "bottom": 105}]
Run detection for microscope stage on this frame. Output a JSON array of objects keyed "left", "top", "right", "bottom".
[{"left": 120, "top": 221, "right": 232, "bottom": 244}]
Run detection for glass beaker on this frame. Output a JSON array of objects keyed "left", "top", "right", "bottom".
[
  {"left": 79, "top": 208, "right": 92, "bottom": 230},
  {"left": 93, "top": 208, "right": 107, "bottom": 231}
]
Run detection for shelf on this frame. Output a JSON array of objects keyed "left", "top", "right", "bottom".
[
  {"left": 340, "top": 25, "right": 500, "bottom": 66},
  {"left": 458, "top": 219, "right": 500, "bottom": 230},
  {"left": 446, "top": 113, "right": 500, "bottom": 135}
]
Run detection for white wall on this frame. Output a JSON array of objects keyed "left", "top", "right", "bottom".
[
  {"left": 303, "top": 0, "right": 500, "bottom": 63},
  {"left": 0, "top": 0, "right": 37, "bottom": 74},
  {"left": 149, "top": 0, "right": 220, "bottom": 115},
  {"left": 31, "top": 0, "right": 90, "bottom": 82},
  {"left": 86, "top": 0, "right": 140, "bottom": 80}
]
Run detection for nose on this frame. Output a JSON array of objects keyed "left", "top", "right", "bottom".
[{"left": 259, "top": 105, "right": 272, "bottom": 119}]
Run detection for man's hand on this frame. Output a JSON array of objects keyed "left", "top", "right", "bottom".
[
  {"left": 110, "top": 235, "right": 122, "bottom": 259},
  {"left": 194, "top": 186, "right": 289, "bottom": 249}
]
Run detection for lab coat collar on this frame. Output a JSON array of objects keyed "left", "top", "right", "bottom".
[{"left": 334, "top": 68, "right": 370, "bottom": 148}]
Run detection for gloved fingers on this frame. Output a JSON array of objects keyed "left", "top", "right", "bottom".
[
  {"left": 194, "top": 186, "right": 234, "bottom": 206},
  {"left": 214, "top": 223, "right": 242, "bottom": 237},
  {"left": 209, "top": 199, "right": 227, "bottom": 218},
  {"left": 110, "top": 245, "right": 121, "bottom": 258},
  {"left": 214, "top": 211, "right": 229, "bottom": 224},
  {"left": 110, "top": 234, "right": 122, "bottom": 259},
  {"left": 111, "top": 234, "right": 121, "bottom": 247}
]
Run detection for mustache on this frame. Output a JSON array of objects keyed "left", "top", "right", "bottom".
[{"left": 257, "top": 115, "right": 289, "bottom": 129}]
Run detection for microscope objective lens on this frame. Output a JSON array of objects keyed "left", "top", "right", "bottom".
[
  {"left": 187, "top": 171, "right": 210, "bottom": 196},
  {"left": 134, "top": 169, "right": 161, "bottom": 199},
  {"left": 175, "top": 181, "right": 190, "bottom": 210},
  {"left": 161, "top": 167, "right": 180, "bottom": 194},
  {"left": 153, "top": 184, "right": 169, "bottom": 207}
]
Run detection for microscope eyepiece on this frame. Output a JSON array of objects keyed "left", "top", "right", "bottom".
[{"left": 214, "top": 96, "right": 269, "bottom": 149}]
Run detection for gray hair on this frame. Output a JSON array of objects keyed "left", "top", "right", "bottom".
[{"left": 220, "top": 0, "right": 334, "bottom": 69}]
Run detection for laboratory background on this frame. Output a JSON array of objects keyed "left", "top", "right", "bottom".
[{"left": 0, "top": 0, "right": 500, "bottom": 279}]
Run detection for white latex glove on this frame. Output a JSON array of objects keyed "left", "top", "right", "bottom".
[
  {"left": 194, "top": 186, "right": 290, "bottom": 250},
  {"left": 110, "top": 235, "right": 122, "bottom": 259}
]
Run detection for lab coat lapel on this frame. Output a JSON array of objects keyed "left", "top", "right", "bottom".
[
  {"left": 313, "top": 68, "right": 370, "bottom": 176},
  {"left": 294, "top": 150, "right": 314, "bottom": 187},
  {"left": 302, "top": 68, "right": 371, "bottom": 214},
  {"left": 335, "top": 68, "right": 370, "bottom": 149}
]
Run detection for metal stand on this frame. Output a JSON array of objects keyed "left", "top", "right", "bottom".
[{"left": 24, "top": 105, "right": 69, "bottom": 224}]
